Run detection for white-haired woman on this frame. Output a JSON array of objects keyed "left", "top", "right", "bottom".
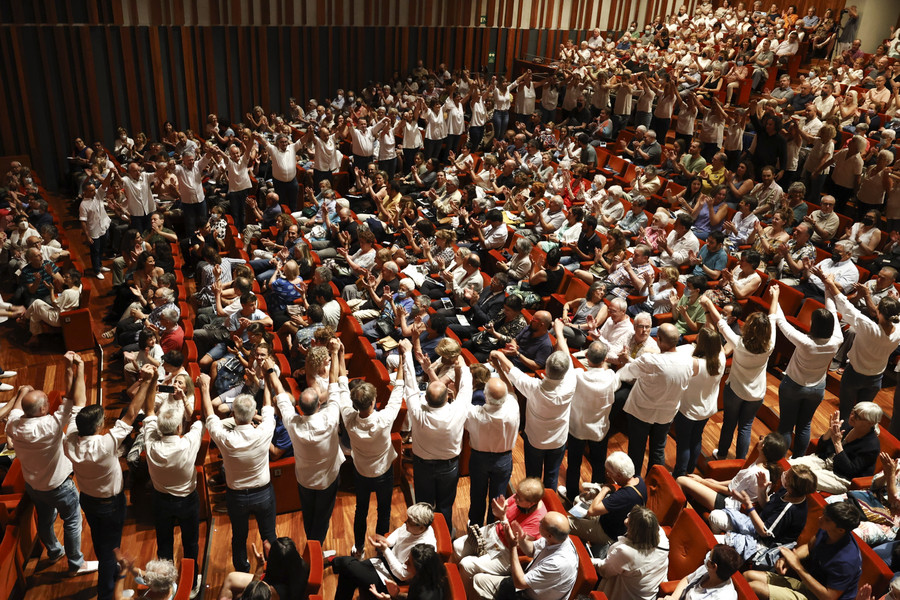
[{"left": 790, "top": 402, "right": 882, "bottom": 494}]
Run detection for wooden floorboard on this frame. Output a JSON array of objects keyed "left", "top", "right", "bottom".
[{"left": 5, "top": 188, "right": 895, "bottom": 600}]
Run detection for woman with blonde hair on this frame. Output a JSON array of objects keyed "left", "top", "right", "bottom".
[{"left": 701, "top": 286, "right": 777, "bottom": 460}]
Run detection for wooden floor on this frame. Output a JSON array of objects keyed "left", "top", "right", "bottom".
[{"left": 5, "top": 187, "right": 897, "bottom": 600}]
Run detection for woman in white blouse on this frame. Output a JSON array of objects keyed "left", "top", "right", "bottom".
[
  {"left": 701, "top": 289, "right": 777, "bottom": 460},
  {"left": 594, "top": 506, "right": 670, "bottom": 600},
  {"left": 672, "top": 328, "right": 727, "bottom": 477},
  {"left": 774, "top": 296, "right": 842, "bottom": 455}
]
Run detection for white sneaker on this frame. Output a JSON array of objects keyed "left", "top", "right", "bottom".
[
  {"left": 190, "top": 574, "right": 203, "bottom": 599},
  {"left": 0, "top": 370, "right": 17, "bottom": 378},
  {"left": 557, "top": 485, "right": 569, "bottom": 502},
  {"left": 322, "top": 550, "right": 337, "bottom": 559},
  {"left": 99, "top": 267, "right": 111, "bottom": 273},
  {"left": 68, "top": 560, "right": 99, "bottom": 576},
  {"left": 0, "top": 383, "right": 13, "bottom": 392},
  {"left": 95, "top": 272, "right": 105, "bottom": 280}
]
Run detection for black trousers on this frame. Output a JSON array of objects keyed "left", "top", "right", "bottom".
[{"left": 333, "top": 556, "right": 389, "bottom": 600}]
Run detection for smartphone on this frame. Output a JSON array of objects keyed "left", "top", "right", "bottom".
[{"left": 158, "top": 385, "right": 175, "bottom": 393}]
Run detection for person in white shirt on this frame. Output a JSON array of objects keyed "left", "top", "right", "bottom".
[
  {"left": 141, "top": 365, "right": 204, "bottom": 572},
  {"left": 792, "top": 240, "right": 859, "bottom": 302},
  {"left": 121, "top": 160, "right": 158, "bottom": 234},
  {"left": 774, "top": 294, "right": 842, "bottom": 456},
  {"left": 197, "top": 371, "right": 277, "bottom": 572},
  {"left": 79, "top": 175, "right": 113, "bottom": 279},
  {"left": 5, "top": 353, "right": 96, "bottom": 576},
  {"left": 332, "top": 502, "right": 437, "bottom": 599},
  {"left": 333, "top": 338, "right": 405, "bottom": 556},
  {"left": 594, "top": 506, "right": 670, "bottom": 600},
  {"left": 590, "top": 298, "right": 636, "bottom": 363},
  {"left": 64, "top": 356, "right": 145, "bottom": 600},
  {"left": 819, "top": 273, "right": 900, "bottom": 420},
  {"left": 479, "top": 511, "right": 578, "bottom": 599},
  {"left": 560, "top": 338, "right": 620, "bottom": 502},
  {"left": 269, "top": 351, "right": 343, "bottom": 544},
  {"left": 302, "top": 124, "right": 342, "bottom": 189},
  {"left": 407, "top": 342, "right": 473, "bottom": 531},
  {"left": 213, "top": 140, "right": 255, "bottom": 231},
  {"left": 465, "top": 375, "right": 521, "bottom": 527},
  {"left": 661, "top": 544, "right": 742, "bottom": 600},
  {"left": 342, "top": 116, "right": 376, "bottom": 171},
  {"left": 620, "top": 323, "right": 697, "bottom": 475},
  {"left": 174, "top": 148, "right": 214, "bottom": 234},
  {"left": 372, "top": 111, "right": 399, "bottom": 179},
  {"left": 655, "top": 213, "right": 701, "bottom": 268},
  {"left": 491, "top": 330, "right": 576, "bottom": 490},
  {"left": 254, "top": 132, "right": 303, "bottom": 212}
]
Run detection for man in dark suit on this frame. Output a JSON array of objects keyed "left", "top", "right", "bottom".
[{"left": 437, "top": 272, "right": 509, "bottom": 341}]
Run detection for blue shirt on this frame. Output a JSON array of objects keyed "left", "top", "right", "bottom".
[
  {"left": 806, "top": 530, "right": 861, "bottom": 600},
  {"left": 513, "top": 328, "right": 553, "bottom": 370},
  {"left": 692, "top": 245, "right": 728, "bottom": 280}
]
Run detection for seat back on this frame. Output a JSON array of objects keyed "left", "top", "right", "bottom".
[
  {"left": 172, "top": 559, "right": 195, "bottom": 600},
  {"left": 646, "top": 465, "right": 687, "bottom": 528},
  {"left": 569, "top": 536, "right": 599, "bottom": 599},
  {"left": 797, "top": 492, "right": 826, "bottom": 546},
  {"left": 857, "top": 532, "right": 894, "bottom": 597},
  {"left": 432, "top": 512, "right": 453, "bottom": 562},
  {"left": 269, "top": 456, "right": 302, "bottom": 514},
  {"left": 303, "top": 540, "right": 324, "bottom": 595},
  {"left": 733, "top": 572, "right": 759, "bottom": 600},
  {"left": 667, "top": 508, "right": 717, "bottom": 581},
  {"left": 445, "top": 562, "right": 467, "bottom": 600}
]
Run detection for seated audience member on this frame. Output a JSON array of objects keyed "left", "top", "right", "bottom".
[
  {"left": 331, "top": 503, "right": 436, "bottom": 600},
  {"left": 790, "top": 403, "right": 882, "bottom": 494},
  {"left": 216, "top": 537, "right": 309, "bottom": 600},
  {"left": 594, "top": 505, "right": 670, "bottom": 600},
  {"left": 743, "top": 501, "right": 862, "bottom": 600},
  {"left": 453, "top": 477, "right": 547, "bottom": 597},
  {"left": 661, "top": 544, "right": 743, "bottom": 600}
]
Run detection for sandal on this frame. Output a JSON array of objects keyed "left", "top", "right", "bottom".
[{"left": 101, "top": 328, "right": 117, "bottom": 340}]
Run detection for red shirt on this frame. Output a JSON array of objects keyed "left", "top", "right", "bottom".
[
  {"left": 494, "top": 496, "right": 548, "bottom": 547},
  {"left": 160, "top": 325, "right": 184, "bottom": 354}
]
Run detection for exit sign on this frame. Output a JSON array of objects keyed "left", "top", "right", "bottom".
[
  {"left": 488, "top": 52, "right": 496, "bottom": 63},
  {"left": 480, "top": 14, "right": 487, "bottom": 25}
]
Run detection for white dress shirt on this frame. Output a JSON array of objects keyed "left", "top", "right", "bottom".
[
  {"left": 276, "top": 392, "right": 344, "bottom": 490},
  {"left": 349, "top": 125, "right": 376, "bottom": 157},
  {"left": 206, "top": 405, "right": 275, "bottom": 490},
  {"left": 465, "top": 392, "right": 520, "bottom": 453},
  {"left": 175, "top": 155, "right": 211, "bottom": 204},
  {"left": 835, "top": 293, "right": 900, "bottom": 376},
  {"left": 506, "top": 359, "right": 577, "bottom": 450},
  {"left": 6, "top": 397, "right": 80, "bottom": 491},
  {"left": 482, "top": 223, "right": 509, "bottom": 250},
  {"left": 807, "top": 258, "right": 858, "bottom": 293},
  {"left": 122, "top": 171, "right": 157, "bottom": 217},
  {"left": 595, "top": 317, "right": 636, "bottom": 362},
  {"left": 335, "top": 375, "right": 403, "bottom": 478},
  {"left": 620, "top": 351, "right": 695, "bottom": 424},
  {"left": 144, "top": 417, "right": 204, "bottom": 496},
  {"left": 523, "top": 537, "right": 579, "bottom": 600},
  {"left": 371, "top": 524, "right": 437, "bottom": 584},
  {"left": 264, "top": 139, "right": 303, "bottom": 182},
  {"left": 372, "top": 119, "right": 396, "bottom": 161},
  {"left": 406, "top": 349, "right": 473, "bottom": 460},
  {"left": 79, "top": 190, "right": 112, "bottom": 239},
  {"left": 225, "top": 153, "right": 253, "bottom": 192},
  {"left": 658, "top": 229, "right": 701, "bottom": 267},
  {"left": 311, "top": 134, "right": 343, "bottom": 172},
  {"left": 569, "top": 366, "right": 620, "bottom": 442},
  {"left": 64, "top": 418, "right": 134, "bottom": 498}
]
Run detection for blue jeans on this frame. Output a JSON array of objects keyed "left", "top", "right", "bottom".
[
  {"left": 492, "top": 110, "right": 510, "bottom": 137},
  {"left": 423, "top": 138, "right": 444, "bottom": 161},
  {"left": 522, "top": 434, "right": 566, "bottom": 490},
  {"left": 413, "top": 456, "right": 459, "bottom": 532},
  {"left": 153, "top": 489, "right": 200, "bottom": 561},
  {"left": 778, "top": 375, "right": 826, "bottom": 456},
  {"left": 26, "top": 478, "right": 84, "bottom": 570},
  {"left": 353, "top": 466, "right": 394, "bottom": 550},
  {"left": 627, "top": 414, "right": 671, "bottom": 475},
  {"left": 273, "top": 176, "right": 300, "bottom": 212},
  {"left": 181, "top": 200, "right": 208, "bottom": 236},
  {"left": 225, "top": 484, "right": 278, "bottom": 571},
  {"left": 80, "top": 492, "right": 126, "bottom": 600},
  {"left": 565, "top": 435, "right": 608, "bottom": 497},
  {"left": 672, "top": 412, "right": 709, "bottom": 477},
  {"left": 839, "top": 363, "right": 883, "bottom": 420},
  {"left": 468, "top": 126, "right": 485, "bottom": 149},
  {"left": 468, "top": 450, "right": 513, "bottom": 527},
  {"left": 297, "top": 477, "right": 339, "bottom": 544},
  {"left": 717, "top": 383, "right": 763, "bottom": 460}
]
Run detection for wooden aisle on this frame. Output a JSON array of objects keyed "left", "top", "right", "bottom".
[{"left": 5, "top": 187, "right": 896, "bottom": 600}]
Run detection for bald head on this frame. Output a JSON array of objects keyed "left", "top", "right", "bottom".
[
  {"left": 542, "top": 512, "right": 571, "bottom": 543},
  {"left": 485, "top": 378, "right": 508, "bottom": 406},
  {"left": 425, "top": 381, "right": 449, "bottom": 408},
  {"left": 22, "top": 390, "right": 48, "bottom": 417},
  {"left": 657, "top": 323, "right": 680, "bottom": 351},
  {"left": 298, "top": 388, "right": 320, "bottom": 415}
]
